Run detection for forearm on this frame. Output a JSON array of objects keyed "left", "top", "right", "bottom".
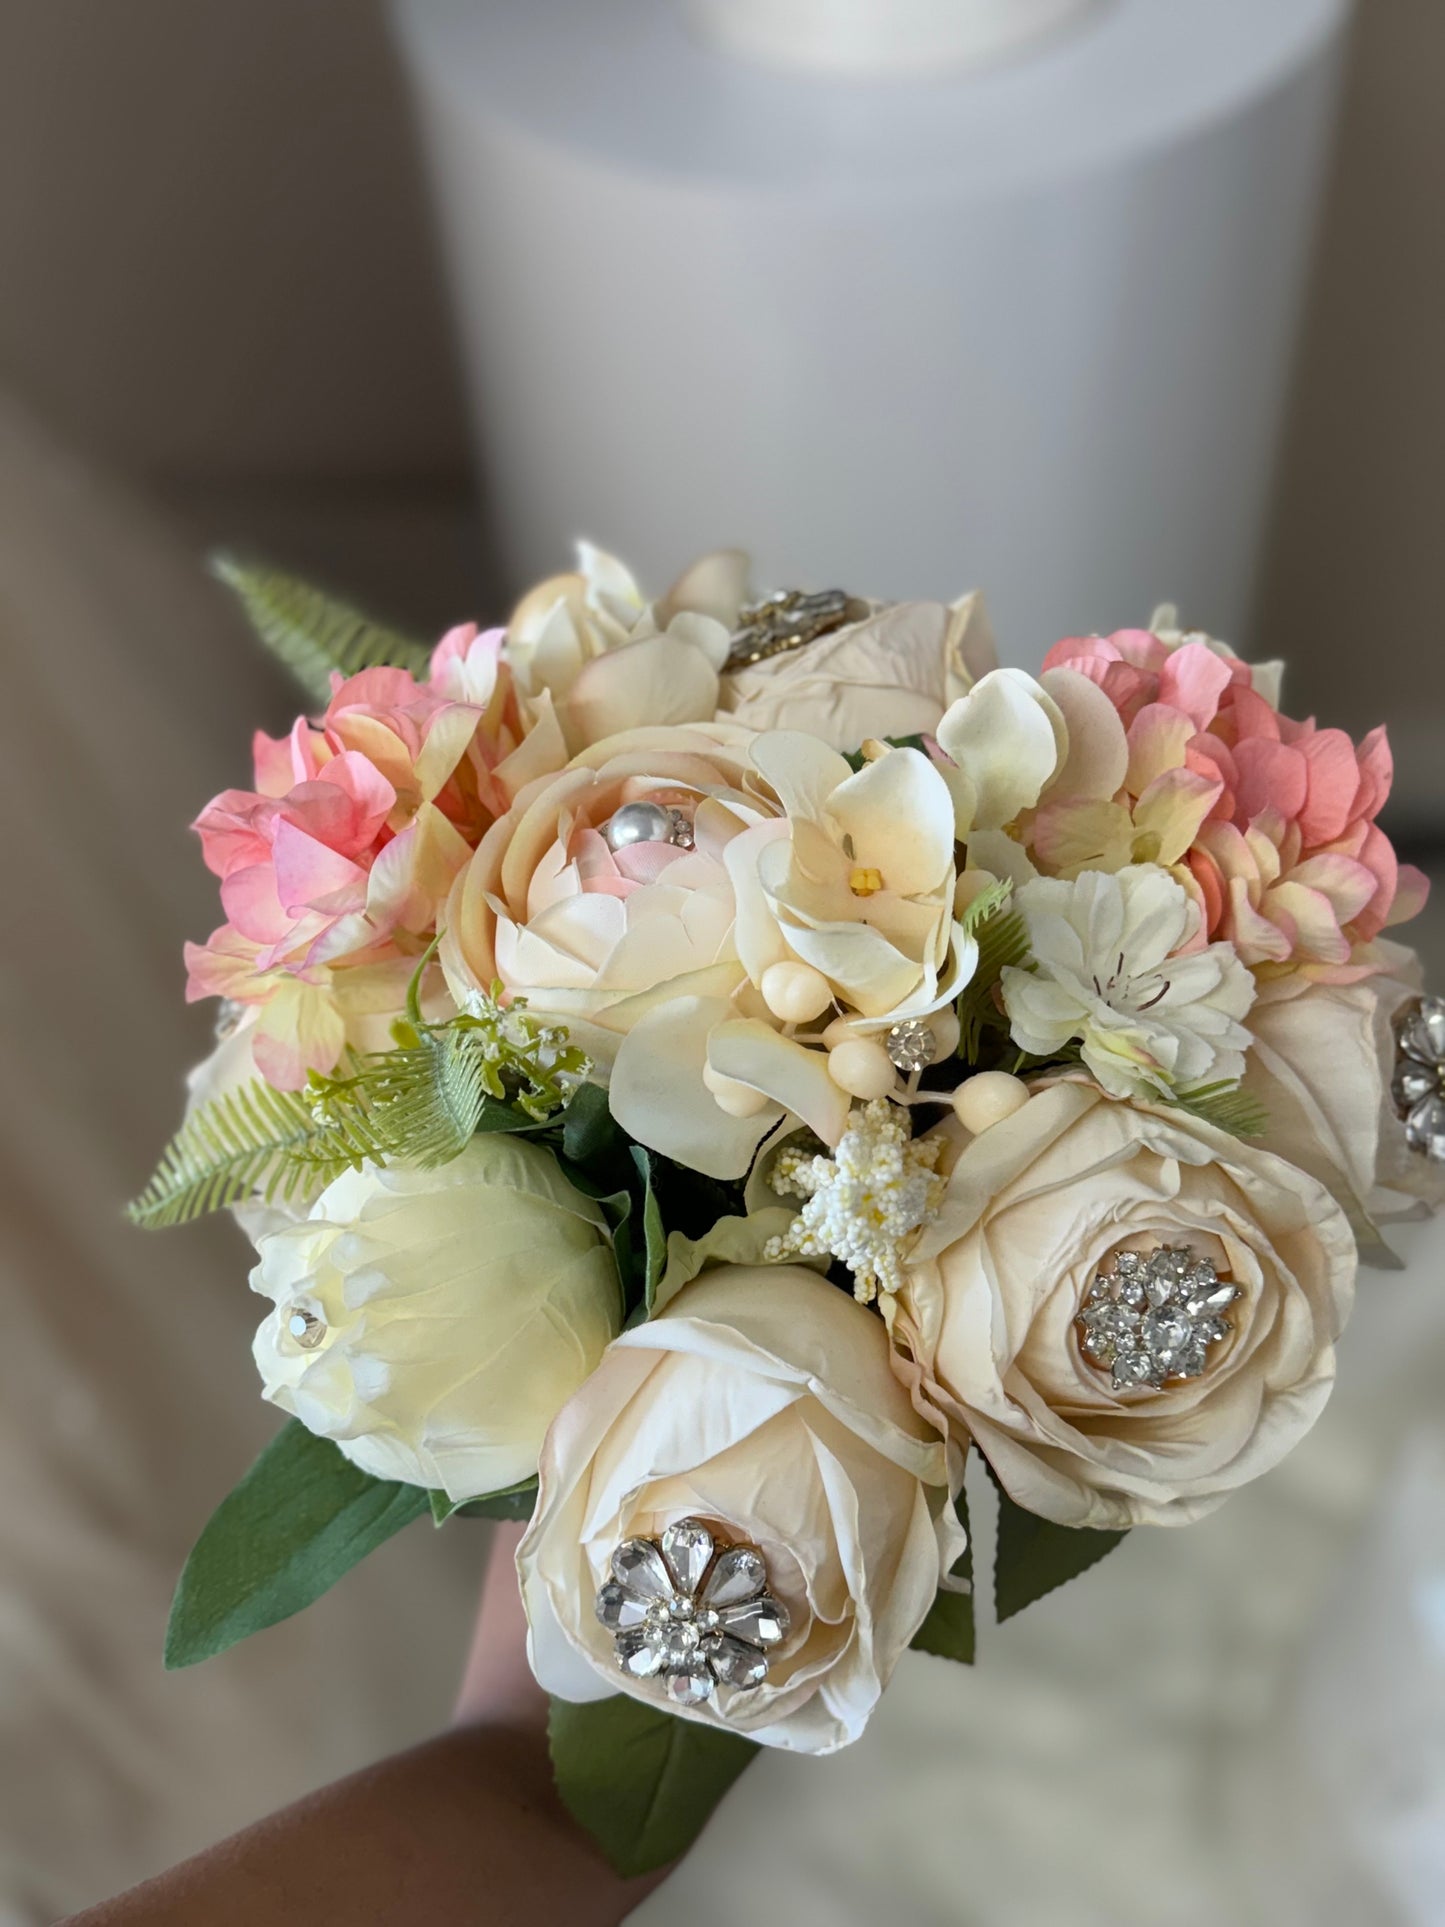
[{"left": 64, "top": 1719, "right": 661, "bottom": 1927}]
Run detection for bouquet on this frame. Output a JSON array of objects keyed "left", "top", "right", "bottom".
[{"left": 133, "top": 545, "right": 1443, "bottom": 1872}]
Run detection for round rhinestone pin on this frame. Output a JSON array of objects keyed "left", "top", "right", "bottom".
[{"left": 884, "top": 1018, "right": 937, "bottom": 1073}]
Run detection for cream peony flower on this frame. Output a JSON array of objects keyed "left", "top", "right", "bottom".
[
  {"left": 1001, "top": 866, "right": 1255, "bottom": 1099},
  {"left": 249, "top": 1139, "right": 622, "bottom": 1502},
  {"left": 1242, "top": 939, "right": 1445, "bottom": 1255},
  {"left": 518, "top": 1264, "right": 964, "bottom": 1754},
  {"left": 507, "top": 544, "right": 745, "bottom": 752},
  {"left": 888, "top": 1081, "right": 1356, "bottom": 1528},
  {"left": 716, "top": 592, "right": 996, "bottom": 751}
]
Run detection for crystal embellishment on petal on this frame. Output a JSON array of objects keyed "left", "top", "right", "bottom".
[
  {"left": 1393, "top": 994, "right": 1445, "bottom": 1162},
  {"left": 1075, "top": 1245, "right": 1240, "bottom": 1392},
  {"left": 884, "top": 1018, "right": 938, "bottom": 1073},
  {"left": 285, "top": 1307, "right": 327, "bottom": 1350},
  {"left": 594, "top": 1517, "right": 789, "bottom": 1705}
]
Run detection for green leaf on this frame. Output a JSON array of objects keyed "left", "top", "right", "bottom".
[
  {"left": 430, "top": 1478, "right": 539, "bottom": 1524},
  {"left": 956, "top": 898, "right": 1031, "bottom": 1065},
  {"left": 165, "top": 1422, "right": 429, "bottom": 1668},
  {"left": 127, "top": 1076, "right": 383, "bottom": 1228},
  {"left": 631, "top": 1146, "right": 668, "bottom": 1308},
  {"left": 548, "top": 1695, "right": 758, "bottom": 1875},
  {"left": 1168, "top": 1078, "right": 1268, "bottom": 1141},
  {"left": 911, "top": 1480, "right": 974, "bottom": 1664},
  {"left": 561, "top": 1081, "right": 626, "bottom": 1169},
  {"left": 648, "top": 1208, "right": 803, "bottom": 1318},
  {"left": 212, "top": 554, "right": 431, "bottom": 706},
  {"left": 993, "top": 1483, "right": 1126, "bottom": 1623}
]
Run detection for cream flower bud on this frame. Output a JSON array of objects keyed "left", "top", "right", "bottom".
[{"left": 249, "top": 1140, "right": 622, "bottom": 1503}]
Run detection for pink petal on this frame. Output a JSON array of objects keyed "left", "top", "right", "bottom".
[
  {"left": 271, "top": 817, "right": 370, "bottom": 916},
  {"left": 220, "top": 862, "right": 293, "bottom": 945},
  {"left": 1386, "top": 862, "right": 1432, "bottom": 927},
  {"left": 1157, "top": 641, "right": 1234, "bottom": 732},
  {"left": 1233, "top": 737, "right": 1308, "bottom": 827},
  {"left": 1297, "top": 728, "right": 1363, "bottom": 845},
  {"left": 1353, "top": 725, "right": 1394, "bottom": 822}
]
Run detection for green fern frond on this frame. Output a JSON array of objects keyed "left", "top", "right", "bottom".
[
  {"left": 1168, "top": 1079, "right": 1268, "bottom": 1140},
  {"left": 317, "top": 1028, "right": 489, "bottom": 1169},
  {"left": 957, "top": 896, "right": 1032, "bottom": 1064},
  {"left": 127, "top": 1080, "right": 383, "bottom": 1229},
  {"left": 211, "top": 554, "right": 432, "bottom": 706}
]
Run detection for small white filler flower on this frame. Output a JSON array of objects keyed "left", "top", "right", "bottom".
[{"left": 765, "top": 1099, "right": 945, "bottom": 1303}]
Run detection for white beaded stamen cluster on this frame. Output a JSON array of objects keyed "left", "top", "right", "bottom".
[{"left": 764, "top": 1098, "right": 945, "bottom": 1304}]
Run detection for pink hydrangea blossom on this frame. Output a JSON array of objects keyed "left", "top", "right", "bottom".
[
  {"left": 185, "top": 645, "right": 566, "bottom": 1088},
  {"left": 1029, "top": 629, "right": 1428, "bottom": 979}
]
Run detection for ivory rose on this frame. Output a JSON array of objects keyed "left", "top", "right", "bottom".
[
  {"left": 888, "top": 1082, "right": 1356, "bottom": 1529},
  {"left": 249, "top": 1138, "right": 622, "bottom": 1502},
  {"left": 716, "top": 592, "right": 997, "bottom": 750},
  {"left": 1242, "top": 939, "right": 1445, "bottom": 1253},
  {"left": 518, "top": 1264, "right": 964, "bottom": 1754}
]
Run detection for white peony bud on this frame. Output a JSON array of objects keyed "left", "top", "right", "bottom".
[{"left": 249, "top": 1138, "right": 622, "bottom": 1503}]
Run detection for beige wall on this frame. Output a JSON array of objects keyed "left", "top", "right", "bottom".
[{"left": 0, "top": 0, "right": 1440, "bottom": 823}]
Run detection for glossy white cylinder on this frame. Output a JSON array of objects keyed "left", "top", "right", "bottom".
[
  {"left": 392, "top": 0, "right": 1349, "bottom": 663},
  {"left": 686, "top": 0, "right": 1102, "bottom": 77}
]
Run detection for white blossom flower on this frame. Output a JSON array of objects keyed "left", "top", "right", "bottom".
[
  {"left": 1000, "top": 866, "right": 1255, "bottom": 1100},
  {"left": 765, "top": 1099, "right": 946, "bottom": 1303}
]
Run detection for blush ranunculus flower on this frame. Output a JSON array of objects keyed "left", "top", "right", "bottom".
[
  {"left": 439, "top": 720, "right": 824, "bottom": 1178},
  {"left": 1029, "top": 625, "right": 1429, "bottom": 978},
  {"left": 518, "top": 1264, "right": 964, "bottom": 1754},
  {"left": 887, "top": 1081, "right": 1357, "bottom": 1529},
  {"left": 443, "top": 726, "right": 973, "bottom": 1180},
  {"left": 249, "top": 1137, "right": 622, "bottom": 1501},
  {"left": 186, "top": 654, "right": 565, "bottom": 1088},
  {"left": 1242, "top": 939, "right": 1445, "bottom": 1256}
]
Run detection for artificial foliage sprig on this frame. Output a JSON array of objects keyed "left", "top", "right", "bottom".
[
  {"left": 211, "top": 553, "right": 432, "bottom": 705},
  {"left": 127, "top": 987, "right": 592, "bottom": 1229}
]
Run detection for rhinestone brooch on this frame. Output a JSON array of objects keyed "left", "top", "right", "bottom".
[
  {"left": 885, "top": 1017, "right": 937, "bottom": 1073},
  {"left": 725, "top": 588, "right": 869, "bottom": 669},
  {"left": 1076, "top": 1246, "right": 1240, "bottom": 1392},
  {"left": 1393, "top": 995, "right": 1445, "bottom": 1162},
  {"left": 595, "top": 1517, "right": 790, "bottom": 1707}
]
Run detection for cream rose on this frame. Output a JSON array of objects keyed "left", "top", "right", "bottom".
[
  {"left": 249, "top": 1138, "right": 622, "bottom": 1502},
  {"left": 888, "top": 1081, "right": 1356, "bottom": 1529},
  {"left": 1242, "top": 939, "right": 1445, "bottom": 1255},
  {"left": 715, "top": 592, "right": 997, "bottom": 751},
  {"left": 518, "top": 1264, "right": 963, "bottom": 1754}
]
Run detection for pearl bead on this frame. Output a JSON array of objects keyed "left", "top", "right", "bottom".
[
  {"left": 928, "top": 1007, "right": 961, "bottom": 1058},
  {"left": 760, "top": 960, "right": 833, "bottom": 1025},
  {"left": 827, "top": 1038, "right": 898, "bottom": 1100},
  {"left": 820, "top": 1015, "right": 857, "bottom": 1049},
  {"left": 951, "top": 1071, "right": 1030, "bottom": 1134},
  {"left": 604, "top": 800, "right": 674, "bottom": 850},
  {"left": 702, "top": 1061, "right": 770, "bottom": 1117}
]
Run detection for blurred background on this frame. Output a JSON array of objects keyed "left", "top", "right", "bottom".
[{"left": 1, "top": 2, "right": 1442, "bottom": 1921}]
